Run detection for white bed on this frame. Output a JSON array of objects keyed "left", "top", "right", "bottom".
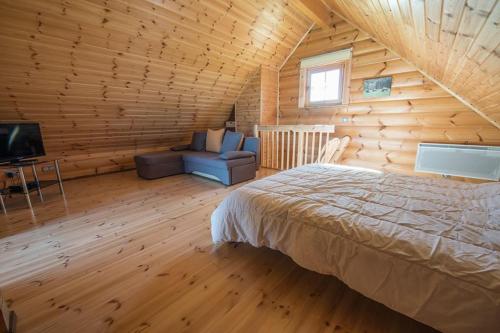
[{"left": 211, "top": 164, "right": 500, "bottom": 333}]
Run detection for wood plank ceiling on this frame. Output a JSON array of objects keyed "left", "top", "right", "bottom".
[
  {"left": 323, "top": 0, "right": 500, "bottom": 128},
  {"left": 0, "top": 0, "right": 311, "bottom": 177}
]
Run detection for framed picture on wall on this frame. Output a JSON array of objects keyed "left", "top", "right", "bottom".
[{"left": 363, "top": 76, "right": 392, "bottom": 97}]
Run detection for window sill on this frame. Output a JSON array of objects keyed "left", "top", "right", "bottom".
[{"left": 301, "top": 103, "right": 348, "bottom": 110}]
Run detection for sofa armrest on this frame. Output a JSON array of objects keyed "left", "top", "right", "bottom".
[
  {"left": 170, "top": 144, "right": 191, "bottom": 151},
  {"left": 219, "top": 151, "right": 255, "bottom": 160},
  {"left": 243, "top": 137, "right": 260, "bottom": 170}
]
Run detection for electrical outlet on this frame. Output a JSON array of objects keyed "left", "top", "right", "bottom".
[{"left": 42, "top": 165, "right": 55, "bottom": 172}]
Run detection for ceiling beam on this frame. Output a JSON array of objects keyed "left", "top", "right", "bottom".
[
  {"left": 279, "top": 23, "right": 315, "bottom": 71},
  {"left": 291, "top": 0, "right": 331, "bottom": 30}
]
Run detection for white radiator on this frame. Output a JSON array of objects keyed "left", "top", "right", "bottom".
[{"left": 415, "top": 143, "right": 500, "bottom": 181}]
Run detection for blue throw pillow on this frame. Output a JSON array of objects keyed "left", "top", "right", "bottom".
[
  {"left": 220, "top": 151, "right": 255, "bottom": 160},
  {"left": 220, "top": 131, "right": 243, "bottom": 153},
  {"left": 190, "top": 132, "right": 207, "bottom": 151}
]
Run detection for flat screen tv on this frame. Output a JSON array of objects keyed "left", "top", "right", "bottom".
[{"left": 0, "top": 123, "right": 46, "bottom": 163}]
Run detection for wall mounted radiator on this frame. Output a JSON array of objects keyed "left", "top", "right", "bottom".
[{"left": 415, "top": 143, "right": 500, "bottom": 181}]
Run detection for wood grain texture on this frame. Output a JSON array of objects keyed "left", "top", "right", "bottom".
[
  {"left": 235, "top": 70, "right": 261, "bottom": 136},
  {"left": 323, "top": 0, "right": 500, "bottom": 128},
  {"left": 278, "top": 14, "right": 500, "bottom": 176},
  {"left": 291, "top": 0, "right": 331, "bottom": 29},
  {"left": 0, "top": 0, "right": 312, "bottom": 179},
  {"left": 0, "top": 170, "right": 436, "bottom": 333},
  {"left": 235, "top": 65, "right": 279, "bottom": 136},
  {"left": 260, "top": 66, "right": 279, "bottom": 126}
]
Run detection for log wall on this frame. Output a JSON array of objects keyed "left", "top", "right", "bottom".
[
  {"left": 0, "top": 0, "right": 311, "bottom": 179},
  {"left": 279, "top": 16, "right": 500, "bottom": 176},
  {"left": 260, "top": 67, "right": 279, "bottom": 126},
  {"left": 235, "top": 70, "right": 261, "bottom": 136},
  {"left": 235, "top": 66, "right": 279, "bottom": 136}
]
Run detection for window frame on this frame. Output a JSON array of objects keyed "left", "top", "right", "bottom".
[
  {"left": 305, "top": 63, "right": 345, "bottom": 107},
  {"left": 298, "top": 49, "right": 352, "bottom": 109}
]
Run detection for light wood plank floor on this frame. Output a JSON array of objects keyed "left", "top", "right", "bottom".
[{"left": 0, "top": 170, "right": 437, "bottom": 333}]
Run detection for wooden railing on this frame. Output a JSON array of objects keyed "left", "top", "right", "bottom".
[{"left": 254, "top": 124, "right": 336, "bottom": 170}]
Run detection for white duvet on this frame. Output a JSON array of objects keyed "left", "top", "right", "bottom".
[{"left": 211, "top": 164, "right": 500, "bottom": 333}]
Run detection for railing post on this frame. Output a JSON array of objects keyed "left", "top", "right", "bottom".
[
  {"left": 311, "top": 132, "right": 316, "bottom": 164},
  {"left": 280, "top": 131, "right": 285, "bottom": 170},
  {"left": 286, "top": 130, "right": 291, "bottom": 170},
  {"left": 317, "top": 132, "right": 323, "bottom": 163},
  {"left": 297, "top": 131, "right": 304, "bottom": 167},
  {"left": 303, "top": 132, "right": 309, "bottom": 164}
]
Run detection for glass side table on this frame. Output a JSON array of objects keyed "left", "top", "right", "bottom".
[{"left": 0, "top": 159, "right": 65, "bottom": 214}]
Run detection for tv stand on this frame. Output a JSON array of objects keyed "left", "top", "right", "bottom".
[
  {"left": 9, "top": 158, "right": 38, "bottom": 164},
  {"left": 0, "top": 159, "right": 64, "bottom": 214}
]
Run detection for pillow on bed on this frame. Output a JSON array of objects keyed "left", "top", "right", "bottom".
[
  {"left": 220, "top": 131, "right": 244, "bottom": 153},
  {"left": 206, "top": 128, "right": 225, "bottom": 153},
  {"left": 190, "top": 132, "right": 207, "bottom": 151},
  {"left": 219, "top": 151, "right": 255, "bottom": 160}
]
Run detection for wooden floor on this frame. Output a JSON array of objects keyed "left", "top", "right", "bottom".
[{"left": 0, "top": 170, "right": 437, "bottom": 333}]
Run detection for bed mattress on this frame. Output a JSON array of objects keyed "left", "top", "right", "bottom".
[{"left": 211, "top": 164, "right": 500, "bottom": 333}]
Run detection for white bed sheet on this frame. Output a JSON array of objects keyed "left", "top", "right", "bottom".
[{"left": 211, "top": 164, "right": 500, "bottom": 333}]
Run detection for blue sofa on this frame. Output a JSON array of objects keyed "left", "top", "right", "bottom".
[{"left": 134, "top": 132, "right": 260, "bottom": 185}]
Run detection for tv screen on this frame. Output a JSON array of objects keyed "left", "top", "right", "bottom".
[{"left": 0, "top": 123, "right": 46, "bottom": 163}]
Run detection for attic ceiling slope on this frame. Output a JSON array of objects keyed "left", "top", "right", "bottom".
[
  {"left": 0, "top": 0, "right": 311, "bottom": 178},
  {"left": 323, "top": 0, "right": 500, "bottom": 128}
]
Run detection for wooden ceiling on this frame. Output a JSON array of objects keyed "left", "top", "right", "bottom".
[
  {"left": 0, "top": 0, "right": 311, "bottom": 174},
  {"left": 1, "top": 0, "right": 499, "bottom": 177},
  {"left": 320, "top": 0, "right": 500, "bottom": 128}
]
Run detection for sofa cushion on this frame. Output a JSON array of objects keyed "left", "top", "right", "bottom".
[
  {"left": 171, "top": 144, "right": 190, "bottom": 151},
  {"left": 221, "top": 131, "right": 244, "bottom": 153},
  {"left": 182, "top": 151, "right": 254, "bottom": 168},
  {"left": 243, "top": 137, "right": 261, "bottom": 169},
  {"left": 220, "top": 151, "right": 255, "bottom": 160},
  {"left": 190, "top": 131, "right": 207, "bottom": 151},
  {"left": 135, "top": 151, "right": 183, "bottom": 165},
  {"left": 206, "top": 128, "right": 225, "bottom": 153}
]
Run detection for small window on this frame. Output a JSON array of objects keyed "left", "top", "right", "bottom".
[
  {"left": 307, "top": 64, "right": 344, "bottom": 105},
  {"left": 299, "top": 49, "right": 351, "bottom": 108}
]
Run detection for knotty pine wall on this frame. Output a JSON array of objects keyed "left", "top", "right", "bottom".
[
  {"left": 260, "top": 67, "right": 279, "bottom": 126},
  {"left": 235, "top": 70, "right": 261, "bottom": 137},
  {"left": 324, "top": 0, "right": 500, "bottom": 126},
  {"left": 279, "top": 15, "right": 500, "bottom": 176},
  {"left": 0, "top": 0, "right": 311, "bottom": 179},
  {"left": 235, "top": 66, "right": 279, "bottom": 136}
]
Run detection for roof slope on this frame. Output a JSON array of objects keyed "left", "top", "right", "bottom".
[
  {"left": 0, "top": 0, "right": 311, "bottom": 176},
  {"left": 323, "top": 0, "right": 500, "bottom": 128}
]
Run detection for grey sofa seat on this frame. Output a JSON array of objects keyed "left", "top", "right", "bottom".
[
  {"left": 134, "top": 134, "right": 260, "bottom": 185},
  {"left": 134, "top": 151, "right": 184, "bottom": 179},
  {"left": 136, "top": 151, "right": 182, "bottom": 164},
  {"left": 182, "top": 151, "right": 254, "bottom": 168},
  {"left": 182, "top": 151, "right": 256, "bottom": 185}
]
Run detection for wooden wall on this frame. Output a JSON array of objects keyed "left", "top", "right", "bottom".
[
  {"left": 0, "top": 0, "right": 311, "bottom": 179},
  {"left": 235, "top": 70, "right": 261, "bottom": 136},
  {"left": 260, "top": 67, "right": 279, "bottom": 125},
  {"left": 279, "top": 15, "right": 500, "bottom": 176},
  {"left": 235, "top": 66, "right": 279, "bottom": 135}
]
